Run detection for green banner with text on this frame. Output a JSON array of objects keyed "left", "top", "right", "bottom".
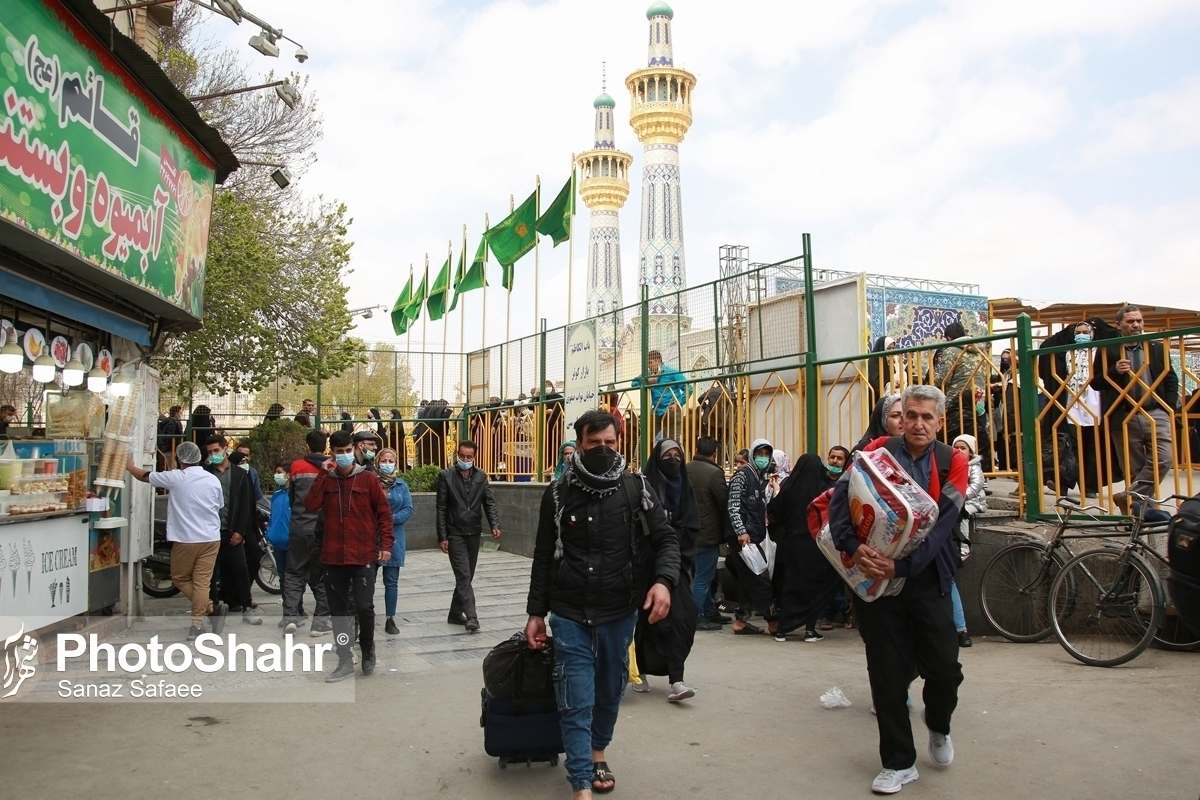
[{"left": 0, "top": 0, "right": 218, "bottom": 319}]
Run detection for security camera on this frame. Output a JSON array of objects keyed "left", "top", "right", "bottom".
[
  {"left": 362, "top": 309, "right": 373, "bottom": 320},
  {"left": 249, "top": 33, "right": 279, "bottom": 58},
  {"left": 295, "top": 47, "right": 309, "bottom": 64},
  {"left": 270, "top": 167, "right": 291, "bottom": 189}
]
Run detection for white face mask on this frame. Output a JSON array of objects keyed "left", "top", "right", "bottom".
[{"left": 238, "top": 462, "right": 250, "bottom": 471}]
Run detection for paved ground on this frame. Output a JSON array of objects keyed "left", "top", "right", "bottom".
[{"left": 2, "top": 549, "right": 1199, "bottom": 799}]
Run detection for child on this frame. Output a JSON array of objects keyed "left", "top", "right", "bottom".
[
  {"left": 266, "top": 462, "right": 303, "bottom": 619},
  {"left": 950, "top": 434, "right": 988, "bottom": 647}
]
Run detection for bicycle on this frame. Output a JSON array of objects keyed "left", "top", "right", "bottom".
[{"left": 1049, "top": 493, "right": 1199, "bottom": 667}]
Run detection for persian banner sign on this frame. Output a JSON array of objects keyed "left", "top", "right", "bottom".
[
  {"left": 564, "top": 321, "right": 599, "bottom": 431},
  {"left": 0, "top": 0, "right": 217, "bottom": 319}
]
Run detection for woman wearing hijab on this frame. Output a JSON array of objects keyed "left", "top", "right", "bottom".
[
  {"left": 376, "top": 448, "right": 414, "bottom": 636},
  {"left": 552, "top": 440, "right": 577, "bottom": 480},
  {"left": 766, "top": 450, "right": 792, "bottom": 501},
  {"left": 634, "top": 439, "right": 701, "bottom": 703},
  {"left": 853, "top": 393, "right": 904, "bottom": 453},
  {"left": 768, "top": 453, "right": 845, "bottom": 642},
  {"left": 866, "top": 336, "right": 897, "bottom": 408}
]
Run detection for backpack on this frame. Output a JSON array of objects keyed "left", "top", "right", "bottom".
[
  {"left": 806, "top": 437, "right": 954, "bottom": 540},
  {"left": 1167, "top": 496, "right": 1200, "bottom": 635}
]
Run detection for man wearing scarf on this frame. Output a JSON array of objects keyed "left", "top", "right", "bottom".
[
  {"left": 633, "top": 439, "right": 701, "bottom": 702},
  {"left": 725, "top": 438, "right": 778, "bottom": 635},
  {"left": 525, "top": 410, "right": 680, "bottom": 799}
]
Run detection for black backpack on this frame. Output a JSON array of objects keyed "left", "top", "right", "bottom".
[{"left": 1167, "top": 496, "right": 1200, "bottom": 634}]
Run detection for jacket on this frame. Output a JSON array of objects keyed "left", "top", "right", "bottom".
[
  {"left": 526, "top": 474, "right": 680, "bottom": 626},
  {"left": 288, "top": 454, "right": 328, "bottom": 544},
  {"left": 632, "top": 364, "right": 691, "bottom": 417},
  {"left": 1090, "top": 337, "right": 1179, "bottom": 418},
  {"left": 934, "top": 337, "right": 986, "bottom": 403},
  {"left": 726, "top": 438, "right": 772, "bottom": 545},
  {"left": 829, "top": 436, "right": 968, "bottom": 594},
  {"left": 304, "top": 463, "right": 394, "bottom": 566},
  {"left": 964, "top": 454, "right": 987, "bottom": 517},
  {"left": 435, "top": 467, "right": 500, "bottom": 541},
  {"left": 204, "top": 463, "right": 256, "bottom": 543},
  {"left": 265, "top": 488, "right": 291, "bottom": 550},
  {"left": 686, "top": 456, "right": 728, "bottom": 548},
  {"left": 380, "top": 479, "right": 414, "bottom": 567}
]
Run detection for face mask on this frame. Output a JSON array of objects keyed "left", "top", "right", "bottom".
[
  {"left": 659, "top": 458, "right": 681, "bottom": 477},
  {"left": 379, "top": 463, "right": 396, "bottom": 475},
  {"left": 209, "top": 453, "right": 226, "bottom": 466},
  {"left": 827, "top": 464, "right": 844, "bottom": 475},
  {"left": 753, "top": 456, "right": 771, "bottom": 471},
  {"left": 364, "top": 450, "right": 376, "bottom": 461},
  {"left": 1074, "top": 334, "right": 1092, "bottom": 344},
  {"left": 334, "top": 453, "right": 355, "bottom": 469},
  {"left": 581, "top": 446, "right": 618, "bottom": 475},
  {"left": 273, "top": 473, "right": 287, "bottom": 487},
  {"left": 238, "top": 462, "right": 250, "bottom": 471},
  {"left": 457, "top": 460, "right": 474, "bottom": 471}
]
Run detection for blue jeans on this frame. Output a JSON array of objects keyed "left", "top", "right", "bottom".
[
  {"left": 382, "top": 565, "right": 402, "bottom": 618},
  {"left": 693, "top": 545, "right": 719, "bottom": 620},
  {"left": 549, "top": 611, "right": 638, "bottom": 792},
  {"left": 950, "top": 581, "right": 966, "bottom": 633}
]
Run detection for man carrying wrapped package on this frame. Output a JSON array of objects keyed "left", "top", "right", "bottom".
[{"left": 828, "top": 385, "right": 968, "bottom": 795}]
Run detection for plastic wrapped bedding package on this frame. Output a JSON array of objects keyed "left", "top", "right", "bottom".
[{"left": 814, "top": 448, "right": 940, "bottom": 601}]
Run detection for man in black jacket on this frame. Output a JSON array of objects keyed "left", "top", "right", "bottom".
[
  {"left": 203, "top": 435, "right": 263, "bottom": 625},
  {"left": 436, "top": 440, "right": 501, "bottom": 632},
  {"left": 1091, "top": 305, "right": 1179, "bottom": 509},
  {"left": 525, "top": 410, "right": 679, "bottom": 798},
  {"left": 687, "top": 436, "right": 728, "bottom": 630}
]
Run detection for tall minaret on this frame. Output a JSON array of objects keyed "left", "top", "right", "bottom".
[
  {"left": 627, "top": 1, "right": 696, "bottom": 352},
  {"left": 577, "top": 72, "right": 633, "bottom": 350}
]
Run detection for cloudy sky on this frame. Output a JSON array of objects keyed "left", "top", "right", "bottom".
[{"left": 208, "top": 0, "right": 1200, "bottom": 348}]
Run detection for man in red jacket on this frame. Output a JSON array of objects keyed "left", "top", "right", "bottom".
[{"left": 304, "top": 430, "right": 394, "bottom": 682}]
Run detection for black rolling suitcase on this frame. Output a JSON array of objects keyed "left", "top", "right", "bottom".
[{"left": 480, "top": 632, "right": 563, "bottom": 768}]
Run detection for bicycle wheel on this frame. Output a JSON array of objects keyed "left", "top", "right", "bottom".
[
  {"left": 255, "top": 552, "right": 282, "bottom": 595},
  {"left": 1050, "top": 548, "right": 1163, "bottom": 667},
  {"left": 979, "top": 542, "right": 1067, "bottom": 642},
  {"left": 1152, "top": 613, "right": 1200, "bottom": 652}
]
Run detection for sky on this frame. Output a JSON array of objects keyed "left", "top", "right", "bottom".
[{"left": 205, "top": 0, "right": 1200, "bottom": 349}]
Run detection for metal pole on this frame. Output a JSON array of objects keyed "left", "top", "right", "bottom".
[
  {"left": 537, "top": 318, "right": 547, "bottom": 480},
  {"left": 1015, "top": 312, "right": 1042, "bottom": 522},
  {"left": 803, "top": 233, "right": 819, "bottom": 455},
  {"left": 534, "top": 176, "right": 541, "bottom": 338},
  {"left": 506, "top": 196, "right": 513, "bottom": 346},
  {"left": 482, "top": 213, "right": 489, "bottom": 354},
  {"left": 640, "top": 284, "right": 651, "bottom": 466},
  {"left": 567, "top": 156, "right": 575, "bottom": 324}
]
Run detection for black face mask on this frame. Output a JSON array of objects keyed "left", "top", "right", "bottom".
[
  {"left": 580, "top": 446, "right": 618, "bottom": 475},
  {"left": 1000, "top": 357, "right": 1011, "bottom": 371},
  {"left": 659, "top": 458, "right": 682, "bottom": 477}
]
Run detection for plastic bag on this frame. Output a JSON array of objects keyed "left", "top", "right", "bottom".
[
  {"left": 819, "top": 686, "right": 852, "bottom": 708},
  {"left": 762, "top": 532, "right": 777, "bottom": 578},
  {"left": 482, "top": 632, "right": 556, "bottom": 699},
  {"left": 739, "top": 541, "right": 769, "bottom": 575}
]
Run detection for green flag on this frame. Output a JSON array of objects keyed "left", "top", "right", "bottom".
[
  {"left": 486, "top": 190, "right": 538, "bottom": 289},
  {"left": 427, "top": 257, "right": 451, "bottom": 321},
  {"left": 404, "top": 268, "right": 427, "bottom": 322},
  {"left": 536, "top": 171, "right": 574, "bottom": 246},
  {"left": 390, "top": 274, "right": 412, "bottom": 335},
  {"left": 449, "top": 239, "right": 488, "bottom": 312}
]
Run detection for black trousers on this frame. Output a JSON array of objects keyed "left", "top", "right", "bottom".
[
  {"left": 447, "top": 535, "right": 481, "bottom": 622},
  {"left": 325, "top": 564, "right": 376, "bottom": 658},
  {"left": 725, "top": 542, "right": 776, "bottom": 621},
  {"left": 854, "top": 564, "right": 963, "bottom": 770},
  {"left": 210, "top": 536, "right": 253, "bottom": 608},
  {"left": 282, "top": 532, "right": 329, "bottom": 623}
]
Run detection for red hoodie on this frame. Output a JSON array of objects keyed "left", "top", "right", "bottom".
[{"left": 304, "top": 463, "right": 394, "bottom": 566}]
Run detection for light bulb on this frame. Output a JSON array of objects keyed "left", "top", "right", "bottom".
[
  {"left": 0, "top": 342, "right": 22, "bottom": 373},
  {"left": 110, "top": 380, "right": 131, "bottom": 397},
  {"left": 62, "top": 357, "right": 85, "bottom": 387},
  {"left": 87, "top": 367, "right": 108, "bottom": 393},
  {"left": 32, "top": 353, "right": 57, "bottom": 383}
]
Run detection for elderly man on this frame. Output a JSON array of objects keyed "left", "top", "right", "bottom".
[{"left": 829, "top": 385, "right": 968, "bottom": 795}]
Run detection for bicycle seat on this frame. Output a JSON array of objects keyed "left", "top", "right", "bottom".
[{"left": 1056, "top": 497, "right": 1081, "bottom": 508}]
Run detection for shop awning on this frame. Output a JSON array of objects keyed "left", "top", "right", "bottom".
[
  {"left": 989, "top": 298, "right": 1200, "bottom": 332},
  {"left": 1, "top": 267, "right": 151, "bottom": 346}
]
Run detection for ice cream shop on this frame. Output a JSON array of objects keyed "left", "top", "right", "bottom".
[{"left": 0, "top": 0, "right": 236, "bottom": 629}]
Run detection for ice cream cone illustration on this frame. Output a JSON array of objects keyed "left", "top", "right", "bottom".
[
  {"left": 0, "top": 546, "right": 6, "bottom": 596},
  {"left": 49, "top": 580, "right": 57, "bottom": 608},
  {"left": 65, "top": 577, "right": 71, "bottom": 603},
  {"left": 7, "top": 543, "right": 17, "bottom": 597},
  {"left": 23, "top": 539, "right": 34, "bottom": 594}
]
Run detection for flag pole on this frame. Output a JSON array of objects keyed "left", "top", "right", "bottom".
[
  {"left": 505, "top": 194, "right": 513, "bottom": 346},
  {"left": 443, "top": 240, "right": 450, "bottom": 400},
  {"left": 460, "top": 224, "right": 467, "bottom": 357},
  {"left": 567, "top": 154, "right": 575, "bottom": 325},
  {"left": 422, "top": 254, "right": 429, "bottom": 401},
  {"left": 534, "top": 175, "right": 541, "bottom": 337},
  {"left": 482, "top": 212, "right": 489, "bottom": 354}
]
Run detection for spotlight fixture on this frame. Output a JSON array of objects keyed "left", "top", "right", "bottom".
[
  {"left": 249, "top": 30, "right": 280, "bottom": 58},
  {"left": 270, "top": 167, "right": 292, "bottom": 189},
  {"left": 213, "top": 0, "right": 245, "bottom": 23},
  {"left": 275, "top": 80, "right": 301, "bottom": 109}
]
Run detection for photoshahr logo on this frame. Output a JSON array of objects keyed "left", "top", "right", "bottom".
[{"left": 2, "top": 623, "right": 39, "bottom": 699}]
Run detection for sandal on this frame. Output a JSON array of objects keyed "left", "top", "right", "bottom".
[
  {"left": 818, "top": 619, "right": 834, "bottom": 631},
  {"left": 593, "top": 761, "right": 615, "bottom": 794},
  {"left": 732, "top": 622, "right": 766, "bottom": 635}
]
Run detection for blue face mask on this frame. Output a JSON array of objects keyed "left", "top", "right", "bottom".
[
  {"left": 334, "top": 453, "right": 355, "bottom": 469},
  {"left": 457, "top": 460, "right": 474, "bottom": 471},
  {"left": 379, "top": 463, "right": 396, "bottom": 475},
  {"left": 827, "top": 464, "right": 844, "bottom": 475},
  {"left": 753, "top": 456, "right": 771, "bottom": 471},
  {"left": 273, "top": 473, "right": 287, "bottom": 487},
  {"left": 208, "top": 452, "right": 226, "bottom": 466},
  {"left": 1074, "top": 333, "right": 1092, "bottom": 344}
]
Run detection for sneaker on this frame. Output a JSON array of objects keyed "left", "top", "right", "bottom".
[
  {"left": 871, "top": 766, "right": 918, "bottom": 794},
  {"left": 631, "top": 679, "right": 650, "bottom": 693},
  {"left": 209, "top": 603, "right": 227, "bottom": 635},
  {"left": 708, "top": 613, "right": 733, "bottom": 624},
  {"left": 186, "top": 625, "right": 204, "bottom": 641},
  {"left": 284, "top": 622, "right": 298, "bottom": 635},
  {"left": 243, "top": 611, "right": 263, "bottom": 626},
  {"left": 325, "top": 658, "right": 355, "bottom": 683},
  {"left": 447, "top": 613, "right": 467, "bottom": 626},
  {"left": 667, "top": 681, "right": 695, "bottom": 703},
  {"left": 804, "top": 630, "right": 825, "bottom": 643},
  {"left": 309, "top": 623, "right": 331, "bottom": 638},
  {"left": 385, "top": 617, "right": 400, "bottom": 635},
  {"left": 361, "top": 644, "right": 376, "bottom": 675},
  {"left": 773, "top": 632, "right": 787, "bottom": 642},
  {"left": 228, "top": 605, "right": 244, "bottom": 613},
  {"left": 923, "top": 711, "right": 954, "bottom": 766},
  {"left": 465, "top": 619, "right": 480, "bottom": 633},
  {"left": 697, "top": 620, "right": 723, "bottom": 631},
  {"left": 958, "top": 631, "right": 972, "bottom": 648}
]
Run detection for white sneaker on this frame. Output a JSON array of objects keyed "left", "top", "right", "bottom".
[
  {"left": 871, "top": 766, "right": 918, "bottom": 794},
  {"left": 631, "top": 679, "right": 650, "bottom": 693},
  {"left": 284, "top": 622, "right": 297, "bottom": 635},
  {"left": 667, "top": 681, "right": 695, "bottom": 703},
  {"left": 923, "top": 711, "right": 954, "bottom": 766}
]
